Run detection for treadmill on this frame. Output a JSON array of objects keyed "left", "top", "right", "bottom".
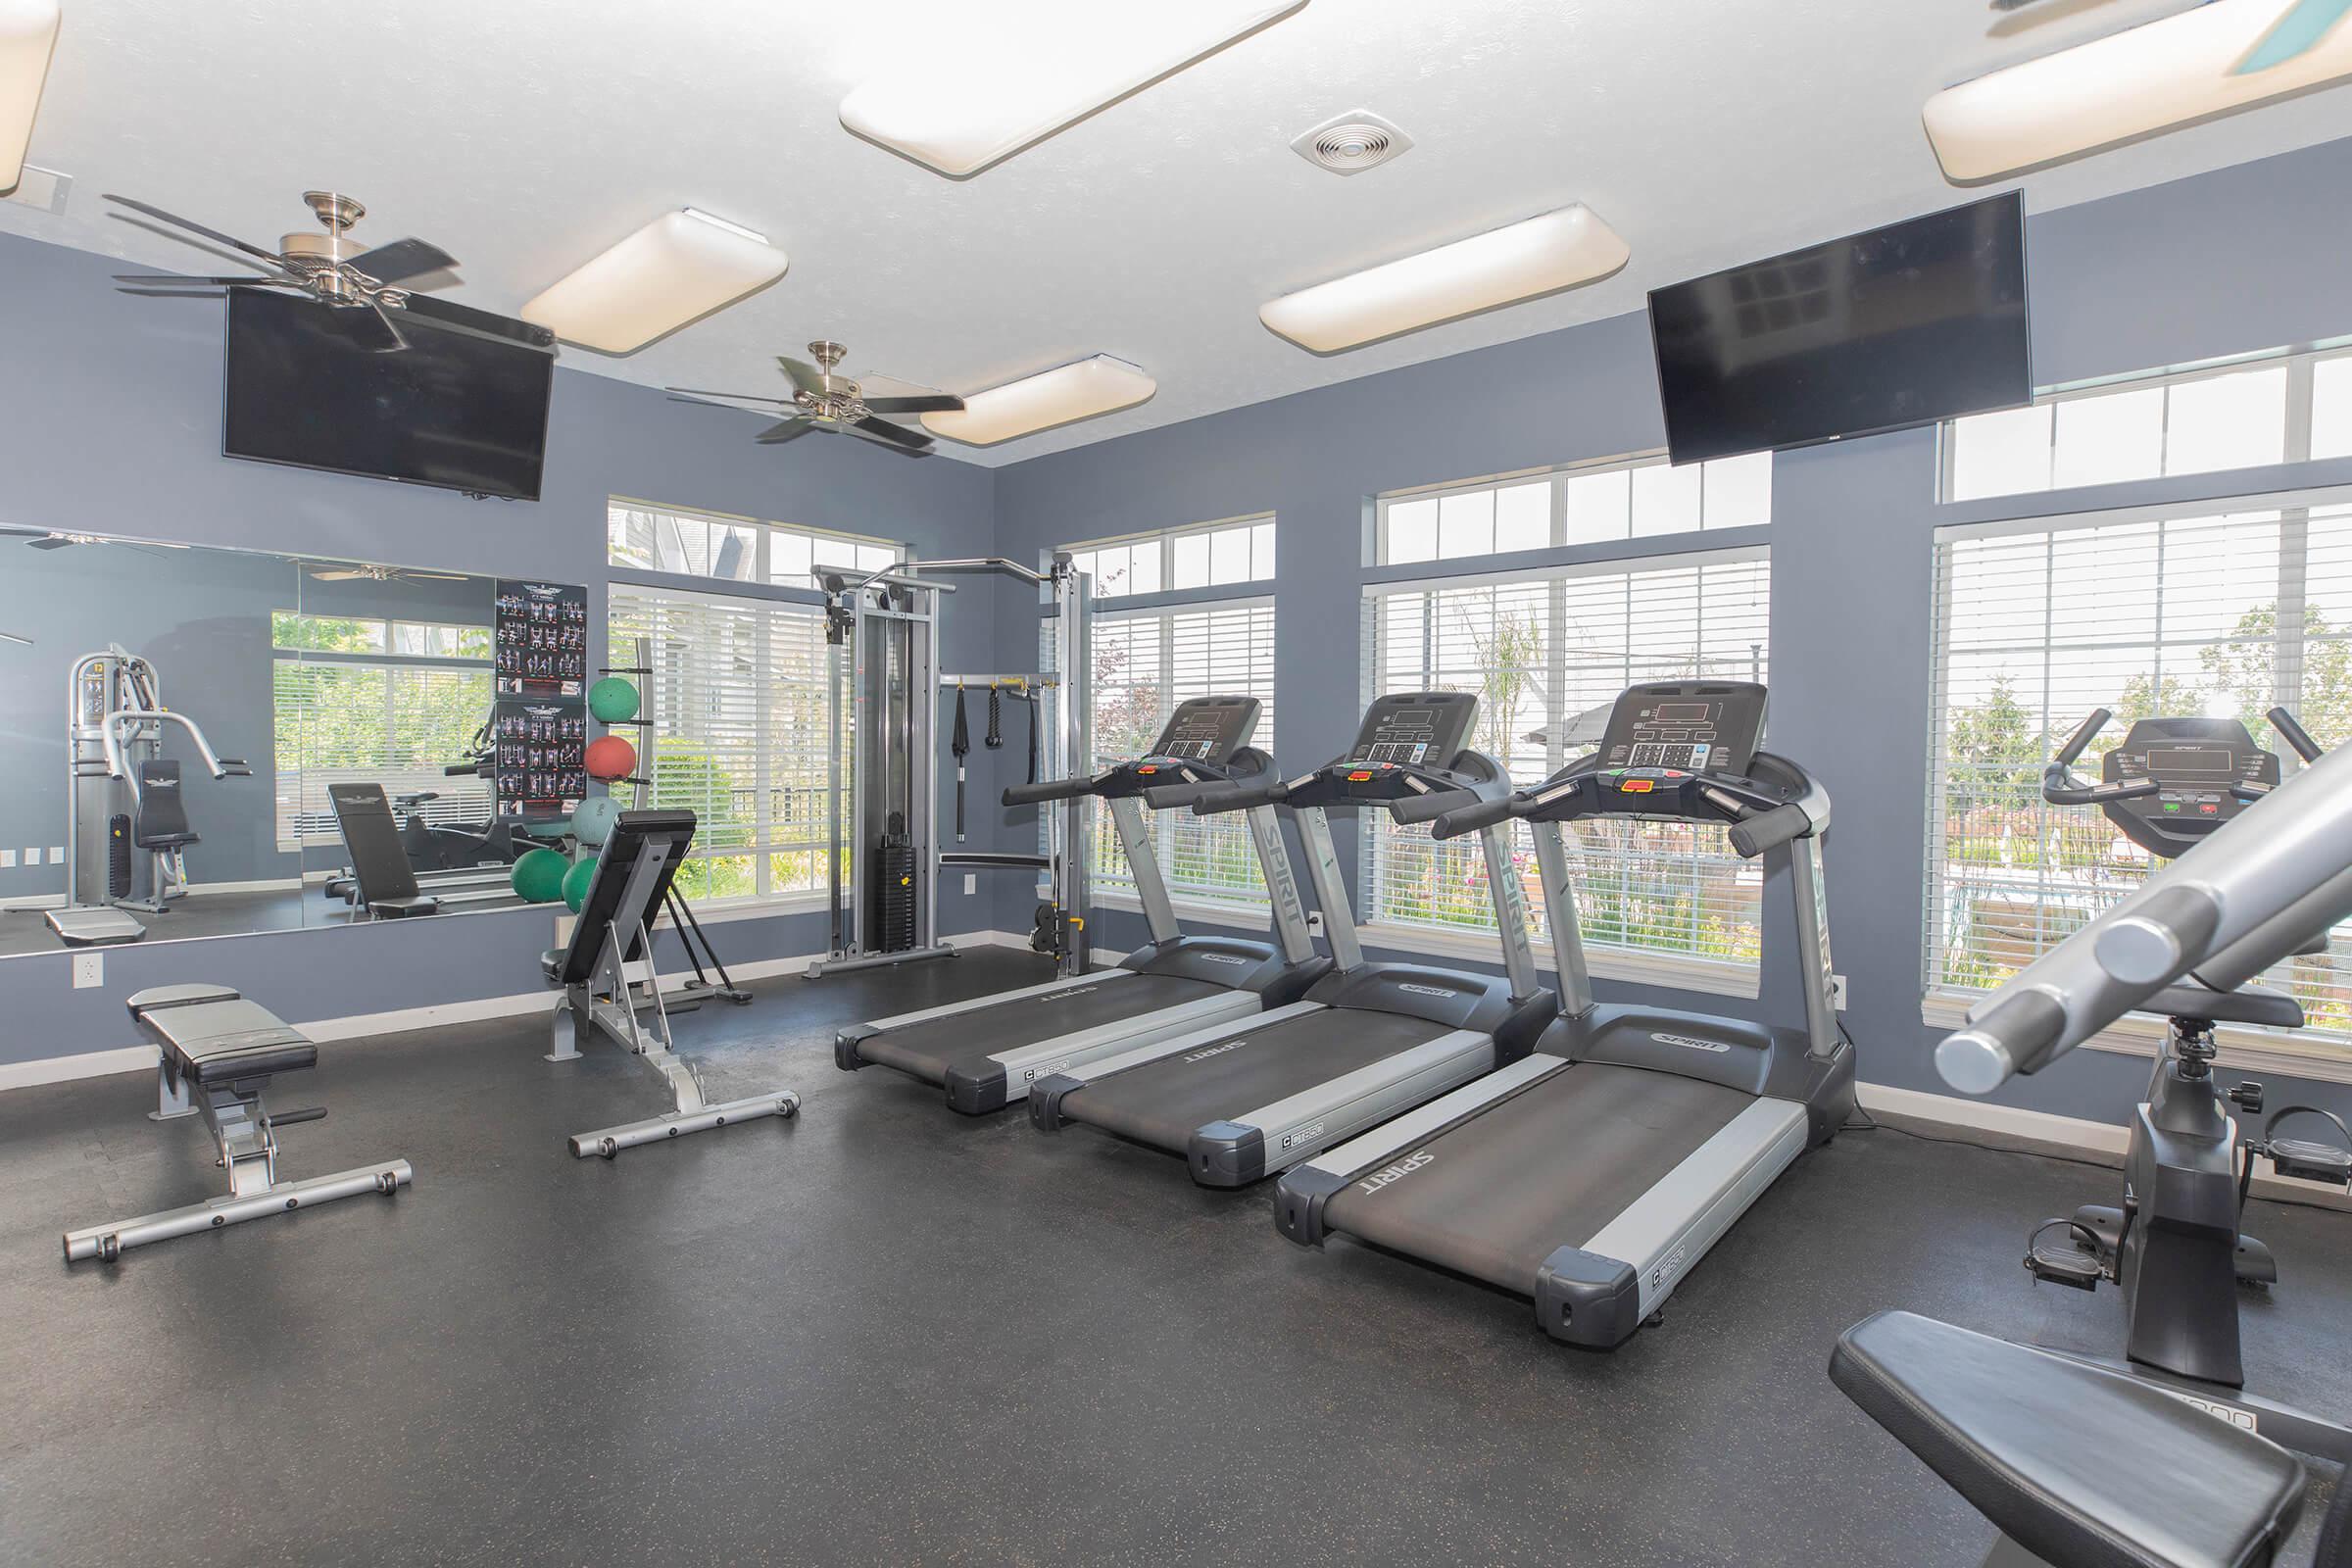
[
  {"left": 1274, "top": 680, "right": 1854, "bottom": 1348},
  {"left": 835, "top": 696, "right": 1332, "bottom": 1113},
  {"left": 1027, "top": 691, "right": 1558, "bottom": 1186}
]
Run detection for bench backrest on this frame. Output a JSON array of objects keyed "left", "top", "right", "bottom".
[
  {"left": 551, "top": 808, "right": 698, "bottom": 988},
  {"left": 327, "top": 782, "right": 426, "bottom": 904}
]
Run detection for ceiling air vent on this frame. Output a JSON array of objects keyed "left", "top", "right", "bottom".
[{"left": 1290, "top": 111, "right": 1412, "bottom": 176}]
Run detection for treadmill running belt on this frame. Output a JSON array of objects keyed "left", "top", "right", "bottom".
[
  {"left": 1323, "top": 1064, "right": 1753, "bottom": 1294},
  {"left": 855, "top": 973, "right": 1224, "bottom": 1084},
  {"left": 1064, "top": 1009, "right": 1448, "bottom": 1153}
]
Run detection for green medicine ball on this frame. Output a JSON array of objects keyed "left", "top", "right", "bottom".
[
  {"left": 563, "top": 855, "right": 601, "bottom": 913},
  {"left": 588, "top": 678, "right": 641, "bottom": 723},
  {"left": 511, "top": 847, "right": 569, "bottom": 904}
]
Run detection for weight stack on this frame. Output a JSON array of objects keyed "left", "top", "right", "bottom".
[
  {"left": 877, "top": 811, "right": 917, "bottom": 953},
  {"left": 108, "top": 814, "right": 132, "bottom": 899}
]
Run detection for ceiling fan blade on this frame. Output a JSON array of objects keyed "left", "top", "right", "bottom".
[
  {"left": 863, "top": 393, "right": 966, "bottom": 415},
  {"left": 327, "top": 298, "right": 409, "bottom": 354},
  {"left": 114, "top": 273, "right": 280, "bottom": 287},
  {"left": 28, "top": 536, "right": 76, "bottom": 551},
  {"left": 846, "top": 416, "right": 934, "bottom": 455},
  {"left": 777, "top": 355, "right": 826, "bottom": 396},
  {"left": 756, "top": 417, "right": 817, "bottom": 445},
  {"left": 666, "top": 386, "right": 798, "bottom": 406},
  {"left": 344, "top": 237, "right": 458, "bottom": 285},
  {"left": 309, "top": 569, "right": 368, "bottom": 580},
  {"left": 398, "top": 292, "right": 557, "bottom": 350},
  {"left": 412, "top": 571, "right": 468, "bottom": 581},
  {"left": 2234, "top": 0, "right": 2351, "bottom": 73},
  {"left": 103, "top": 194, "right": 288, "bottom": 268}
]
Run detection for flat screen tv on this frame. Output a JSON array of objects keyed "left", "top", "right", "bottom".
[
  {"left": 223, "top": 287, "right": 555, "bottom": 501},
  {"left": 1648, "top": 191, "right": 2031, "bottom": 465}
]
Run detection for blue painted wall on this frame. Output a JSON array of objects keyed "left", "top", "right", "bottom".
[
  {"left": 987, "top": 132, "right": 2352, "bottom": 1128},
  {"left": 0, "top": 227, "right": 1004, "bottom": 1062}
]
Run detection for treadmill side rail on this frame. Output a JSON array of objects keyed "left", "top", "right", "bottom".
[
  {"left": 1539, "top": 1097, "right": 1809, "bottom": 1347},
  {"left": 965, "top": 990, "right": 1270, "bottom": 1113},
  {"left": 851, "top": 968, "right": 1138, "bottom": 1035},
  {"left": 1190, "top": 1027, "right": 1499, "bottom": 1188},
  {"left": 1028, "top": 1002, "right": 1329, "bottom": 1129}
]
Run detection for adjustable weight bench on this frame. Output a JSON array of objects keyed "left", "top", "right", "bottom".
[
  {"left": 543, "top": 808, "right": 798, "bottom": 1157},
  {"left": 63, "top": 985, "right": 413, "bottom": 1262}
]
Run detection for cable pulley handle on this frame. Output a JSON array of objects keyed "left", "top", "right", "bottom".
[
  {"left": 1389, "top": 785, "right": 1483, "bottom": 826},
  {"left": 1429, "top": 792, "right": 1523, "bottom": 841},
  {"left": 2267, "top": 706, "right": 2324, "bottom": 763}
]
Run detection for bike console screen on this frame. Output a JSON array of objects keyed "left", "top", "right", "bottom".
[
  {"left": 1145, "top": 696, "right": 1259, "bottom": 766},
  {"left": 1592, "top": 682, "right": 1767, "bottom": 780},
  {"left": 2102, "top": 716, "right": 2278, "bottom": 856}
]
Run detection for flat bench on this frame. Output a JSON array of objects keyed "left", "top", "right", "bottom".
[{"left": 62, "top": 985, "right": 413, "bottom": 1262}]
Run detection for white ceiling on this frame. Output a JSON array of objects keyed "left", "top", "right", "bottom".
[{"left": 7, "top": 0, "right": 2351, "bottom": 467}]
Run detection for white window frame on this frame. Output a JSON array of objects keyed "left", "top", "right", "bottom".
[
  {"left": 1923, "top": 484, "right": 2352, "bottom": 1081},
  {"left": 1373, "top": 448, "right": 1773, "bottom": 567},
  {"left": 270, "top": 613, "right": 497, "bottom": 853},
  {"left": 607, "top": 498, "right": 905, "bottom": 586},
  {"left": 608, "top": 581, "right": 839, "bottom": 912},
  {"left": 1937, "top": 343, "right": 2352, "bottom": 505},
  {"left": 1358, "top": 543, "right": 1773, "bottom": 998},
  {"left": 1064, "top": 513, "right": 1275, "bottom": 603}
]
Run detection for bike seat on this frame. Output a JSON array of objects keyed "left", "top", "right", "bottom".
[{"left": 1832, "top": 1311, "right": 2305, "bottom": 1568}]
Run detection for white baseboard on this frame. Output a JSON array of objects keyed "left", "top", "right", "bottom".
[{"left": 0, "top": 930, "right": 1034, "bottom": 1092}]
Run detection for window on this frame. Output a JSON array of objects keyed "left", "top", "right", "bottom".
[
  {"left": 270, "top": 612, "right": 495, "bottom": 850},
  {"left": 1363, "top": 548, "right": 1772, "bottom": 989},
  {"left": 608, "top": 500, "right": 902, "bottom": 586},
  {"left": 1926, "top": 491, "right": 2352, "bottom": 1051},
  {"left": 608, "top": 584, "right": 838, "bottom": 905},
  {"left": 1943, "top": 347, "right": 2352, "bottom": 503},
  {"left": 1376, "top": 451, "right": 1772, "bottom": 567},
  {"left": 1065, "top": 514, "right": 1273, "bottom": 601}
]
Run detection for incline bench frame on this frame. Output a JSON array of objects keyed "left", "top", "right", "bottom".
[
  {"left": 544, "top": 808, "right": 798, "bottom": 1157},
  {"left": 64, "top": 984, "right": 413, "bottom": 1261}
]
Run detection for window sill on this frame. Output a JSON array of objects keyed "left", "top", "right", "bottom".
[
  {"left": 1357, "top": 921, "right": 1762, "bottom": 1000},
  {"left": 1921, "top": 988, "right": 2352, "bottom": 1085},
  {"left": 1094, "top": 886, "right": 1273, "bottom": 933}
]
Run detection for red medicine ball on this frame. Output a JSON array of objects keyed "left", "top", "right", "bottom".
[{"left": 585, "top": 734, "right": 637, "bottom": 781}]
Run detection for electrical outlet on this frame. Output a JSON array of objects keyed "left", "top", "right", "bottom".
[
  {"left": 1831, "top": 973, "right": 1848, "bottom": 1011},
  {"left": 73, "top": 952, "right": 103, "bottom": 989},
  {"left": 963, "top": 874, "right": 976, "bottom": 895},
  {"left": 1307, "top": 909, "right": 1326, "bottom": 937}
]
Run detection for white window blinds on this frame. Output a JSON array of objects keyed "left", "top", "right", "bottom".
[
  {"left": 1928, "top": 491, "right": 2352, "bottom": 1048},
  {"left": 1364, "top": 548, "right": 1772, "bottom": 984},
  {"left": 609, "top": 584, "right": 837, "bottom": 904},
  {"left": 1083, "top": 599, "right": 1278, "bottom": 908},
  {"left": 272, "top": 637, "right": 494, "bottom": 850}
]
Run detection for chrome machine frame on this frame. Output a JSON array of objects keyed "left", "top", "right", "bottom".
[
  {"left": 808, "top": 556, "right": 1094, "bottom": 979},
  {"left": 50, "top": 645, "right": 249, "bottom": 948}
]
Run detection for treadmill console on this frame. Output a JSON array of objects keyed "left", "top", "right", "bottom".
[
  {"left": 2101, "top": 716, "right": 2277, "bottom": 856},
  {"left": 1145, "top": 696, "right": 1259, "bottom": 765},
  {"left": 1345, "top": 691, "right": 1479, "bottom": 769},
  {"left": 1592, "top": 681, "right": 1767, "bottom": 780}
]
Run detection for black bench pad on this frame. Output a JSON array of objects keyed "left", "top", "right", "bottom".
[
  {"left": 127, "top": 988, "right": 318, "bottom": 1084},
  {"left": 1832, "top": 1311, "right": 2304, "bottom": 1568}
]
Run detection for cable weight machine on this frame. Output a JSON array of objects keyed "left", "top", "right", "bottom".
[{"left": 808, "top": 557, "right": 1093, "bottom": 980}]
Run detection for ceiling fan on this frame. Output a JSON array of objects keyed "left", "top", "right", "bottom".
[
  {"left": 301, "top": 563, "right": 469, "bottom": 584},
  {"left": 668, "top": 340, "right": 966, "bottom": 457},
  {"left": 106, "top": 189, "right": 552, "bottom": 354},
  {"left": 1988, "top": 0, "right": 2348, "bottom": 74},
  {"left": 0, "top": 526, "right": 185, "bottom": 555}
]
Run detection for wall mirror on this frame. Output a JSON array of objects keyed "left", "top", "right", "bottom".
[{"left": 0, "top": 523, "right": 586, "bottom": 956}]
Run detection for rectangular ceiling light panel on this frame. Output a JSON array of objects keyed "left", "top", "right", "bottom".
[
  {"left": 521, "top": 209, "right": 788, "bottom": 354},
  {"left": 1924, "top": 0, "right": 2352, "bottom": 182},
  {"left": 1258, "top": 205, "right": 1631, "bottom": 353},
  {"left": 1, "top": 0, "right": 61, "bottom": 191},
  {"left": 840, "top": 1, "right": 1308, "bottom": 177},
  {"left": 922, "top": 357, "right": 1155, "bottom": 445}
]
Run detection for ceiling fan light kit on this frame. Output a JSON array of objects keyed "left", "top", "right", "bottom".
[
  {"left": 1257, "top": 204, "right": 1631, "bottom": 354},
  {"left": 921, "top": 355, "right": 1156, "bottom": 445},
  {"left": 521, "top": 208, "right": 789, "bottom": 354},
  {"left": 0, "top": 0, "right": 61, "bottom": 191},
  {"left": 1923, "top": 0, "right": 2352, "bottom": 181},
  {"left": 838, "top": 0, "right": 1309, "bottom": 176}
]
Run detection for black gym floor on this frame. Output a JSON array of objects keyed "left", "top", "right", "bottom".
[{"left": 1, "top": 946, "right": 2342, "bottom": 1566}]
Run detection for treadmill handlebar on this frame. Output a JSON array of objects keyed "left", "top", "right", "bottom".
[
  {"left": 1727, "top": 802, "right": 1812, "bottom": 858},
  {"left": 1389, "top": 785, "right": 1482, "bottom": 826},
  {"left": 1187, "top": 776, "right": 1290, "bottom": 815},
  {"left": 1429, "top": 792, "right": 1523, "bottom": 839},
  {"left": 1003, "top": 774, "right": 1097, "bottom": 807}
]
